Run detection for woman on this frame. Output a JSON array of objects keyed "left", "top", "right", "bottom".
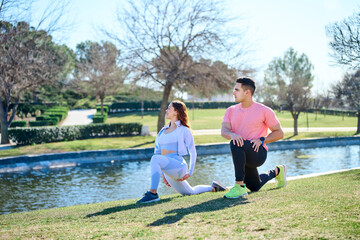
[{"left": 137, "top": 100, "right": 227, "bottom": 203}]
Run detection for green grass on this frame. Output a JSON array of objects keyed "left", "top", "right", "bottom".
[
  {"left": 1, "top": 169, "right": 359, "bottom": 239},
  {"left": 107, "top": 109, "right": 358, "bottom": 132},
  {"left": 0, "top": 132, "right": 358, "bottom": 158}
]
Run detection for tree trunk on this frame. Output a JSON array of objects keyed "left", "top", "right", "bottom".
[
  {"left": 157, "top": 81, "right": 173, "bottom": 132},
  {"left": 0, "top": 122, "right": 9, "bottom": 144},
  {"left": 290, "top": 109, "right": 299, "bottom": 136},
  {"left": 356, "top": 110, "right": 360, "bottom": 134},
  {"left": 33, "top": 88, "right": 38, "bottom": 103},
  {"left": 0, "top": 102, "right": 9, "bottom": 144},
  {"left": 293, "top": 115, "right": 298, "bottom": 136},
  {"left": 100, "top": 97, "right": 104, "bottom": 116}
]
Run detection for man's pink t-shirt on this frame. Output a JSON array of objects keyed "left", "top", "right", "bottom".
[{"left": 223, "top": 102, "right": 280, "bottom": 151}]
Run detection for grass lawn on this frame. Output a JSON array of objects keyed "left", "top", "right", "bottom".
[
  {"left": 1, "top": 169, "right": 359, "bottom": 239},
  {"left": 0, "top": 131, "right": 358, "bottom": 158},
  {"left": 106, "top": 109, "right": 358, "bottom": 132}
]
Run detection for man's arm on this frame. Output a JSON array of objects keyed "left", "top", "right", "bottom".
[
  {"left": 264, "top": 123, "right": 284, "bottom": 144},
  {"left": 250, "top": 123, "right": 284, "bottom": 152},
  {"left": 221, "top": 122, "right": 245, "bottom": 147},
  {"left": 221, "top": 122, "right": 234, "bottom": 140}
]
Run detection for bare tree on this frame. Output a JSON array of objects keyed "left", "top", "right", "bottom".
[
  {"left": 75, "top": 41, "right": 128, "bottom": 116},
  {"left": 107, "top": 0, "right": 250, "bottom": 132},
  {"left": 332, "top": 70, "right": 360, "bottom": 134},
  {"left": 0, "top": 0, "right": 32, "bottom": 22},
  {"left": 0, "top": 21, "right": 68, "bottom": 144},
  {"left": 326, "top": 11, "right": 360, "bottom": 69},
  {"left": 264, "top": 47, "right": 314, "bottom": 136},
  {"left": 0, "top": 0, "right": 73, "bottom": 38}
]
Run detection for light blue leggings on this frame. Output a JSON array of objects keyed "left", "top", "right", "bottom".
[{"left": 150, "top": 153, "right": 213, "bottom": 195}]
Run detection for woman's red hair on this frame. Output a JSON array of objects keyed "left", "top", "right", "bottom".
[{"left": 171, "top": 100, "right": 191, "bottom": 129}]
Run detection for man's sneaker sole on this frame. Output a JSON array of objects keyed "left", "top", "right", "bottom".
[
  {"left": 282, "top": 165, "right": 287, "bottom": 188},
  {"left": 224, "top": 192, "right": 248, "bottom": 199},
  {"left": 277, "top": 164, "right": 287, "bottom": 188},
  {"left": 138, "top": 198, "right": 160, "bottom": 204}
]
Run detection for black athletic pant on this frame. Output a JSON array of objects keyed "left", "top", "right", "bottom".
[{"left": 230, "top": 140, "right": 276, "bottom": 192}]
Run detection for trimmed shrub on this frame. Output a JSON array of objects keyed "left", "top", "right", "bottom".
[
  {"left": 29, "top": 120, "right": 57, "bottom": 127},
  {"left": 96, "top": 106, "right": 109, "bottom": 114},
  {"left": 93, "top": 115, "right": 107, "bottom": 123},
  {"left": 10, "top": 120, "right": 27, "bottom": 128},
  {"left": 8, "top": 123, "right": 142, "bottom": 145},
  {"left": 109, "top": 101, "right": 235, "bottom": 113}
]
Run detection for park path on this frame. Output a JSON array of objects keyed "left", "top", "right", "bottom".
[
  {"left": 61, "top": 109, "right": 97, "bottom": 126},
  {"left": 190, "top": 127, "right": 357, "bottom": 136}
]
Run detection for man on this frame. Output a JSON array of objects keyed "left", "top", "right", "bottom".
[{"left": 221, "top": 77, "right": 286, "bottom": 198}]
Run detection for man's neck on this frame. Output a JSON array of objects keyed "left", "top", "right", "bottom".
[{"left": 240, "top": 98, "right": 253, "bottom": 108}]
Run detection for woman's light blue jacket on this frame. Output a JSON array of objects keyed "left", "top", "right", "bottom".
[{"left": 154, "top": 120, "right": 197, "bottom": 176}]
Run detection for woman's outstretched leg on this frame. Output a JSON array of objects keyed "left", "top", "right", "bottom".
[{"left": 163, "top": 173, "right": 212, "bottom": 195}]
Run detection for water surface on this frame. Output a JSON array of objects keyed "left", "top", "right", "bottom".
[{"left": 0, "top": 145, "right": 359, "bottom": 214}]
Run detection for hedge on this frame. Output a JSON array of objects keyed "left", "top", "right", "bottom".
[
  {"left": 109, "top": 101, "right": 235, "bottom": 112},
  {"left": 308, "top": 109, "right": 357, "bottom": 117},
  {"left": 93, "top": 115, "right": 107, "bottom": 123},
  {"left": 93, "top": 107, "right": 108, "bottom": 123},
  {"left": 8, "top": 123, "right": 142, "bottom": 145},
  {"left": 29, "top": 120, "right": 57, "bottom": 127},
  {"left": 96, "top": 106, "right": 109, "bottom": 114},
  {"left": 9, "top": 121, "right": 27, "bottom": 128},
  {"left": 31, "top": 107, "right": 69, "bottom": 127}
]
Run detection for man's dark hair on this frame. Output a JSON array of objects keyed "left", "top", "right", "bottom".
[{"left": 236, "top": 77, "right": 256, "bottom": 95}]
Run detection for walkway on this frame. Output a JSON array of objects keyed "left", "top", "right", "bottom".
[
  {"left": 151, "top": 127, "right": 357, "bottom": 136},
  {"left": 61, "top": 109, "right": 97, "bottom": 126},
  {"left": 190, "top": 127, "right": 357, "bottom": 136}
]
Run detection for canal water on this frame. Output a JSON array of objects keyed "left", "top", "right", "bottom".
[{"left": 1, "top": 145, "right": 359, "bottom": 214}]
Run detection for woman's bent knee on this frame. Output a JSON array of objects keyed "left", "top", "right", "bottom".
[{"left": 150, "top": 155, "right": 163, "bottom": 166}]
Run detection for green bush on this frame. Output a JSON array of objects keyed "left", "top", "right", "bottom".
[
  {"left": 29, "top": 120, "right": 57, "bottom": 127},
  {"left": 36, "top": 115, "right": 51, "bottom": 121},
  {"left": 93, "top": 115, "right": 107, "bottom": 123},
  {"left": 31, "top": 106, "right": 69, "bottom": 127},
  {"left": 10, "top": 120, "right": 27, "bottom": 128},
  {"left": 109, "top": 101, "right": 235, "bottom": 112},
  {"left": 8, "top": 123, "right": 142, "bottom": 145},
  {"left": 96, "top": 106, "right": 109, "bottom": 114}
]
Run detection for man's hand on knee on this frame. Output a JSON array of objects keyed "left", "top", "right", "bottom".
[
  {"left": 250, "top": 139, "right": 262, "bottom": 152},
  {"left": 231, "top": 133, "right": 245, "bottom": 147}
]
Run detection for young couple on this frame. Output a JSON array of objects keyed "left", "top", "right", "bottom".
[{"left": 137, "top": 77, "right": 287, "bottom": 204}]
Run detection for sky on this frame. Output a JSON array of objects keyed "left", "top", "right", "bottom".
[{"left": 32, "top": 0, "right": 360, "bottom": 94}]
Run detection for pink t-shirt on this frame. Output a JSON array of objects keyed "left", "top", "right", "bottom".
[{"left": 223, "top": 102, "right": 280, "bottom": 150}]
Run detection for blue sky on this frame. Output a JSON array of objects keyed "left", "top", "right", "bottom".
[{"left": 33, "top": 0, "right": 360, "bottom": 94}]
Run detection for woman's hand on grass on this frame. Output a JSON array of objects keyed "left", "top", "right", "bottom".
[{"left": 162, "top": 175, "right": 171, "bottom": 187}]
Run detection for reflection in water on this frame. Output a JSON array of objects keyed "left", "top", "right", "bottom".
[{"left": 0, "top": 145, "right": 359, "bottom": 214}]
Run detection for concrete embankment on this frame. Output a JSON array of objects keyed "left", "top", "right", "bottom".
[{"left": 0, "top": 136, "right": 359, "bottom": 173}]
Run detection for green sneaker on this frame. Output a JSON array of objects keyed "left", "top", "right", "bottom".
[
  {"left": 224, "top": 184, "right": 248, "bottom": 199},
  {"left": 275, "top": 165, "right": 287, "bottom": 188}
]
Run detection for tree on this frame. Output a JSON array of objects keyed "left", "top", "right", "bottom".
[
  {"left": 326, "top": 11, "right": 360, "bottom": 69},
  {"left": 75, "top": 41, "right": 128, "bottom": 116},
  {"left": 0, "top": 0, "right": 32, "bottom": 22},
  {"left": 108, "top": 0, "right": 250, "bottom": 132},
  {"left": 0, "top": 0, "right": 72, "bottom": 34},
  {"left": 264, "top": 47, "right": 314, "bottom": 136},
  {"left": 332, "top": 70, "right": 360, "bottom": 134},
  {"left": 0, "top": 21, "right": 68, "bottom": 143}
]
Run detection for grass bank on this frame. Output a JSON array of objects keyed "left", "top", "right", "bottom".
[
  {"left": 1, "top": 169, "right": 359, "bottom": 239},
  {"left": 106, "top": 109, "right": 358, "bottom": 132},
  {"left": 0, "top": 131, "right": 358, "bottom": 158}
]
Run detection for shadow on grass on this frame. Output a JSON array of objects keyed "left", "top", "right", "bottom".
[
  {"left": 129, "top": 140, "right": 155, "bottom": 148},
  {"left": 284, "top": 135, "right": 296, "bottom": 140},
  {"left": 85, "top": 198, "right": 174, "bottom": 218},
  {"left": 148, "top": 197, "right": 249, "bottom": 227}
]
